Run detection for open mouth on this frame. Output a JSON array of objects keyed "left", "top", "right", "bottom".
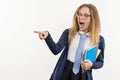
[{"left": 79, "top": 22, "right": 85, "bottom": 27}]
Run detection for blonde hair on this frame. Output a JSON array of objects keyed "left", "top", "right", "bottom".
[{"left": 69, "top": 4, "right": 100, "bottom": 46}]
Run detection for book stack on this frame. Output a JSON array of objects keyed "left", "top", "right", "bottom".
[{"left": 83, "top": 45, "right": 101, "bottom": 62}]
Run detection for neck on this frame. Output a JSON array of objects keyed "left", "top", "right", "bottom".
[{"left": 79, "top": 28, "right": 89, "bottom": 33}]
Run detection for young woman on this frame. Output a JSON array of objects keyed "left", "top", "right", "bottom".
[{"left": 34, "top": 3, "right": 105, "bottom": 80}]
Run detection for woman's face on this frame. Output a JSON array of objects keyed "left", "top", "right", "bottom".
[{"left": 77, "top": 6, "right": 91, "bottom": 33}]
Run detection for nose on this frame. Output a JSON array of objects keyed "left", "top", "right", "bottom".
[{"left": 79, "top": 15, "right": 85, "bottom": 20}]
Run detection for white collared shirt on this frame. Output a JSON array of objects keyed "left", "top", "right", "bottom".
[{"left": 67, "top": 31, "right": 91, "bottom": 62}]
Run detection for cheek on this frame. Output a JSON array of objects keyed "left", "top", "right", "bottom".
[
  {"left": 85, "top": 20, "right": 90, "bottom": 27},
  {"left": 77, "top": 18, "right": 79, "bottom": 23}
]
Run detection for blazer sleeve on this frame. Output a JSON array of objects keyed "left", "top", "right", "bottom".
[
  {"left": 92, "top": 35, "right": 105, "bottom": 69},
  {"left": 45, "top": 29, "right": 69, "bottom": 55}
]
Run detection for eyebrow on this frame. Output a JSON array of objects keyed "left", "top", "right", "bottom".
[{"left": 77, "top": 12, "right": 90, "bottom": 15}]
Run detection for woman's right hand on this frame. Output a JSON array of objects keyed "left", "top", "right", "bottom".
[{"left": 34, "top": 31, "right": 48, "bottom": 40}]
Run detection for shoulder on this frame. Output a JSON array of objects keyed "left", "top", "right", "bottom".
[
  {"left": 99, "top": 35, "right": 105, "bottom": 42},
  {"left": 62, "top": 28, "right": 70, "bottom": 35},
  {"left": 63, "top": 28, "right": 69, "bottom": 33},
  {"left": 99, "top": 35, "right": 105, "bottom": 47}
]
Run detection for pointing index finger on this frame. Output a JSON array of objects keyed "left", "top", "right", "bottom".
[{"left": 34, "top": 31, "right": 41, "bottom": 34}]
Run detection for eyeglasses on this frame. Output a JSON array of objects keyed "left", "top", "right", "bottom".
[{"left": 76, "top": 13, "right": 91, "bottom": 18}]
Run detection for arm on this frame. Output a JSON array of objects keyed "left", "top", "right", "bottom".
[
  {"left": 45, "top": 29, "right": 69, "bottom": 55},
  {"left": 81, "top": 36, "right": 105, "bottom": 70},
  {"left": 92, "top": 36, "right": 105, "bottom": 69}
]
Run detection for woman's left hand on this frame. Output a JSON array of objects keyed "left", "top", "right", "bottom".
[{"left": 81, "top": 60, "right": 93, "bottom": 70}]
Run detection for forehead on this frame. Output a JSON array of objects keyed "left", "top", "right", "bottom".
[{"left": 78, "top": 6, "right": 90, "bottom": 14}]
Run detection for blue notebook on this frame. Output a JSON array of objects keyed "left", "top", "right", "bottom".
[{"left": 84, "top": 45, "right": 99, "bottom": 62}]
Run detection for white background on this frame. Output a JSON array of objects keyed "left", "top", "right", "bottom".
[{"left": 0, "top": 0, "right": 119, "bottom": 80}]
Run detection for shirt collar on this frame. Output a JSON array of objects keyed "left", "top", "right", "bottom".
[{"left": 78, "top": 31, "right": 89, "bottom": 36}]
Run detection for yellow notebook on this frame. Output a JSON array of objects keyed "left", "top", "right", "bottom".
[{"left": 96, "top": 49, "right": 101, "bottom": 58}]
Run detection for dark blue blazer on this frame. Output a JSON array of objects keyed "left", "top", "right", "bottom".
[{"left": 45, "top": 29, "right": 105, "bottom": 80}]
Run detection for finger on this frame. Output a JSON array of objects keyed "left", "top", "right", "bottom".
[
  {"left": 34, "top": 31, "right": 41, "bottom": 34},
  {"left": 39, "top": 34, "right": 43, "bottom": 39},
  {"left": 84, "top": 60, "right": 89, "bottom": 63},
  {"left": 82, "top": 65, "right": 86, "bottom": 70},
  {"left": 81, "top": 65, "right": 84, "bottom": 69},
  {"left": 86, "top": 60, "right": 91, "bottom": 63}
]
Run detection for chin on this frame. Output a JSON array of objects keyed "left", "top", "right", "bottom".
[{"left": 80, "top": 28, "right": 85, "bottom": 31}]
